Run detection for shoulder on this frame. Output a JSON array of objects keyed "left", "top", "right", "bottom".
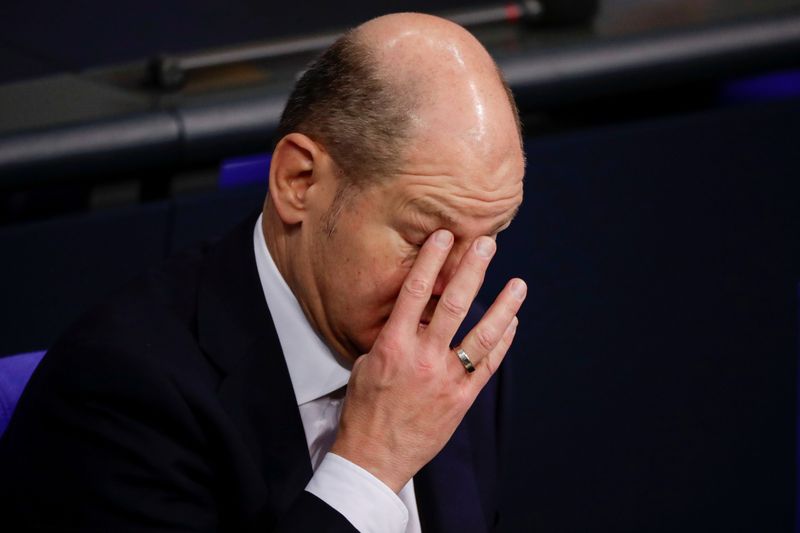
[{"left": 27, "top": 246, "right": 220, "bottom": 430}]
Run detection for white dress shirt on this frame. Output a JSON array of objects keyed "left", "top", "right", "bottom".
[{"left": 253, "top": 215, "right": 422, "bottom": 533}]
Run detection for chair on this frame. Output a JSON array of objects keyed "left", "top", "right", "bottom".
[{"left": 0, "top": 350, "right": 46, "bottom": 438}]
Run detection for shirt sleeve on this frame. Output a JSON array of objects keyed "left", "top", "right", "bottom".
[{"left": 305, "top": 452, "right": 409, "bottom": 533}]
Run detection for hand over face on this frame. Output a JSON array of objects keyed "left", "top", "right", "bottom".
[{"left": 331, "top": 229, "right": 526, "bottom": 492}]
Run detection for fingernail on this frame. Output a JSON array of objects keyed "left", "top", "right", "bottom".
[
  {"left": 511, "top": 279, "right": 527, "bottom": 300},
  {"left": 475, "top": 237, "right": 495, "bottom": 258},
  {"left": 434, "top": 230, "right": 453, "bottom": 248},
  {"left": 506, "top": 316, "right": 519, "bottom": 335}
]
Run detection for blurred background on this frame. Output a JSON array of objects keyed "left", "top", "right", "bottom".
[{"left": 1, "top": 0, "right": 799, "bottom": 531}]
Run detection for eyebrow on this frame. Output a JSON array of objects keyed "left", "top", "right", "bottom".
[
  {"left": 409, "top": 197, "right": 458, "bottom": 227},
  {"left": 408, "top": 197, "right": 519, "bottom": 234}
]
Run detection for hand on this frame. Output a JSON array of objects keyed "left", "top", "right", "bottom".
[{"left": 330, "top": 229, "right": 526, "bottom": 492}]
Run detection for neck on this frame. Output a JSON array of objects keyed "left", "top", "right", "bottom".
[
  {"left": 261, "top": 202, "right": 358, "bottom": 364},
  {"left": 261, "top": 202, "right": 289, "bottom": 286}
]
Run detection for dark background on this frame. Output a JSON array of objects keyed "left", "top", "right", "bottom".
[
  {"left": 0, "top": 0, "right": 492, "bottom": 83},
  {"left": 1, "top": 1, "right": 799, "bottom": 531}
]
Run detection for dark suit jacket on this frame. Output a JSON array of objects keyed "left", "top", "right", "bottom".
[{"left": 0, "top": 214, "right": 510, "bottom": 532}]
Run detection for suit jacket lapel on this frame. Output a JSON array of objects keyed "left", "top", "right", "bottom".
[
  {"left": 415, "top": 423, "right": 488, "bottom": 533},
  {"left": 196, "top": 213, "right": 312, "bottom": 517}
]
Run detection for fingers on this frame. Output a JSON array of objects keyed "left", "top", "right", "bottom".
[
  {"left": 385, "top": 229, "right": 453, "bottom": 335},
  {"left": 469, "top": 315, "right": 518, "bottom": 390},
  {"left": 426, "top": 236, "right": 497, "bottom": 346},
  {"left": 456, "top": 277, "right": 526, "bottom": 371}
]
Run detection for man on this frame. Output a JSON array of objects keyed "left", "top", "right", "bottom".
[{"left": 0, "top": 12, "right": 526, "bottom": 532}]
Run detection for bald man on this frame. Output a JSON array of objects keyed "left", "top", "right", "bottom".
[{"left": 0, "top": 13, "right": 526, "bottom": 533}]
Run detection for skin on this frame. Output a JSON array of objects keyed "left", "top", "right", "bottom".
[{"left": 263, "top": 13, "right": 527, "bottom": 492}]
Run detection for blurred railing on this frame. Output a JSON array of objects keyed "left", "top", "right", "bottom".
[{"left": 0, "top": 6, "right": 798, "bottom": 190}]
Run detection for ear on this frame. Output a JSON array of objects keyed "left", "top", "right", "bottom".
[{"left": 268, "top": 133, "right": 322, "bottom": 225}]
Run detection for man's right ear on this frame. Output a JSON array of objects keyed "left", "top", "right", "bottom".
[{"left": 268, "top": 133, "right": 319, "bottom": 225}]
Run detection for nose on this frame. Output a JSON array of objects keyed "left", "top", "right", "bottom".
[{"left": 431, "top": 239, "right": 472, "bottom": 296}]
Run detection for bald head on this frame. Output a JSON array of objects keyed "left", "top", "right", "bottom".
[
  {"left": 276, "top": 12, "right": 521, "bottom": 185},
  {"left": 358, "top": 14, "right": 521, "bottom": 158},
  {"left": 265, "top": 14, "right": 525, "bottom": 361},
  {"left": 357, "top": 13, "right": 500, "bottom": 89}
]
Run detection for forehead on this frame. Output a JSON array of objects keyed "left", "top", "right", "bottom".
[
  {"left": 381, "top": 147, "right": 525, "bottom": 233},
  {"left": 363, "top": 84, "right": 526, "bottom": 232},
  {"left": 401, "top": 198, "right": 519, "bottom": 242}
]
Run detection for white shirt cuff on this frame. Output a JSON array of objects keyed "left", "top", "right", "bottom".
[{"left": 305, "top": 452, "right": 409, "bottom": 533}]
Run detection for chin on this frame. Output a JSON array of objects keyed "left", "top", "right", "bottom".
[{"left": 353, "top": 324, "right": 384, "bottom": 355}]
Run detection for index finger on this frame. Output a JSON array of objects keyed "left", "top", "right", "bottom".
[
  {"left": 384, "top": 229, "right": 453, "bottom": 336},
  {"left": 425, "top": 236, "right": 495, "bottom": 346}
]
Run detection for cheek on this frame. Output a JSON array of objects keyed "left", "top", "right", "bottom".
[
  {"left": 364, "top": 254, "right": 410, "bottom": 304},
  {"left": 337, "top": 238, "right": 418, "bottom": 352},
  {"left": 351, "top": 249, "right": 413, "bottom": 314},
  {"left": 330, "top": 225, "right": 415, "bottom": 316}
]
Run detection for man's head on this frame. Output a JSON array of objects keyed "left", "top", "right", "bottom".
[
  {"left": 275, "top": 28, "right": 416, "bottom": 194},
  {"left": 263, "top": 13, "right": 525, "bottom": 361}
]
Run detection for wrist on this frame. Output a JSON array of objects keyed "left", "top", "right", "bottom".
[{"left": 331, "top": 436, "right": 410, "bottom": 493}]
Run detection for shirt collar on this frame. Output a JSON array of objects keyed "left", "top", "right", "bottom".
[{"left": 253, "top": 214, "right": 351, "bottom": 406}]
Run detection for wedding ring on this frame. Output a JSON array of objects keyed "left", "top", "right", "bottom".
[{"left": 455, "top": 348, "right": 476, "bottom": 373}]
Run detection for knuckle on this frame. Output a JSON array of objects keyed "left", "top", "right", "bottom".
[
  {"left": 414, "top": 358, "right": 436, "bottom": 376},
  {"left": 439, "top": 294, "right": 468, "bottom": 318},
  {"left": 455, "top": 386, "right": 474, "bottom": 409},
  {"left": 403, "top": 277, "right": 429, "bottom": 299},
  {"left": 473, "top": 326, "right": 497, "bottom": 353},
  {"left": 376, "top": 333, "right": 404, "bottom": 356}
]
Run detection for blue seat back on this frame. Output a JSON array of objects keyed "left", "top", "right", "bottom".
[{"left": 0, "top": 350, "right": 46, "bottom": 438}]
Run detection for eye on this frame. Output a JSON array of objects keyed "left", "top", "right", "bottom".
[
  {"left": 398, "top": 224, "right": 434, "bottom": 251},
  {"left": 403, "top": 232, "right": 427, "bottom": 249},
  {"left": 399, "top": 238, "right": 424, "bottom": 267}
]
